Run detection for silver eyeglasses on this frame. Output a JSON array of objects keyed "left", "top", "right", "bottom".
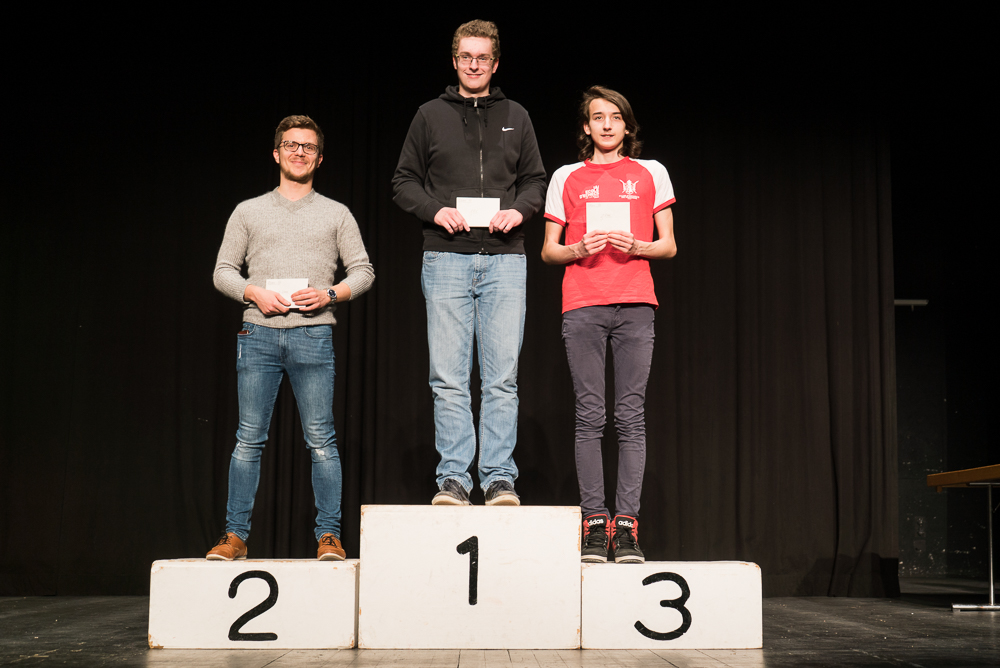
[{"left": 455, "top": 54, "right": 494, "bottom": 66}]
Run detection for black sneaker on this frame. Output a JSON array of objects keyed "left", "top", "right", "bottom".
[
  {"left": 581, "top": 513, "right": 611, "bottom": 563},
  {"left": 432, "top": 478, "right": 472, "bottom": 506},
  {"left": 613, "top": 515, "right": 645, "bottom": 563},
  {"left": 484, "top": 480, "right": 520, "bottom": 506}
]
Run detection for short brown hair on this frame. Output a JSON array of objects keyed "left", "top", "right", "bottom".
[
  {"left": 274, "top": 115, "right": 324, "bottom": 155},
  {"left": 576, "top": 86, "right": 642, "bottom": 161},
  {"left": 452, "top": 19, "right": 500, "bottom": 61}
]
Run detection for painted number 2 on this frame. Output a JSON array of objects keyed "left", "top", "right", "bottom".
[
  {"left": 228, "top": 570, "right": 279, "bottom": 641},
  {"left": 456, "top": 536, "right": 479, "bottom": 606},
  {"left": 634, "top": 572, "right": 692, "bottom": 641}
]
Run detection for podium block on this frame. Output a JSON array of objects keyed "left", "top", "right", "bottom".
[
  {"left": 358, "top": 505, "right": 581, "bottom": 649},
  {"left": 148, "top": 559, "right": 358, "bottom": 649},
  {"left": 581, "top": 561, "right": 761, "bottom": 649}
]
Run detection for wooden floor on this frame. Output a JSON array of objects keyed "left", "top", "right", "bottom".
[{"left": 2, "top": 579, "right": 998, "bottom": 667}]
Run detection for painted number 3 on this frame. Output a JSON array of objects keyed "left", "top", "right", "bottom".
[{"left": 634, "top": 572, "right": 692, "bottom": 641}]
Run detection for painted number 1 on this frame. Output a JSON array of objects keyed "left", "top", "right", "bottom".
[{"left": 456, "top": 536, "right": 479, "bottom": 606}]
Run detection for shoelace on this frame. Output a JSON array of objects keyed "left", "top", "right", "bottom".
[
  {"left": 320, "top": 535, "right": 338, "bottom": 546},
  {"left": 488, "top": 481, "right": 510, "bottom": 495},
  {"left": 584, "top": 523, "right": 608, "bottom": 548},
  {"left": 615, "top": 526, "right": 638, "bottom": 549}
]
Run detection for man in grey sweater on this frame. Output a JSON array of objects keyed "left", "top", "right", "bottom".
[{"left": 207, "top": 115, "right": 374, "bottom": 561}]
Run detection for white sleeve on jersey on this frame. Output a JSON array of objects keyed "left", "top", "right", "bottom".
[
  {"left": 544, "top": 162, "right": 584, "bottom": 225},
  {"left": 635, "top": 159, "right": 675, "bottom": 210}
]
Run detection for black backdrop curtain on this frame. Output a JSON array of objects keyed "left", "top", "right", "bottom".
[{"left": 2, "top": 12, "right": 900, "bottom": 597}]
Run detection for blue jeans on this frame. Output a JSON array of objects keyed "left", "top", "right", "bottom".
[
  {"left": 562, "top": 305, "right": 655, "bottom": 519},
  {"left": 226, "top": 323, "right": 342, "bottom": 542},
  {"left": 421, "top": 251, "right": 526, "bottom": 492}
]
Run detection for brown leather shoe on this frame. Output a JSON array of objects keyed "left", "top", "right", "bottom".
[
  {"left": 206, "top": 532, "right": 247, "bottom": 560},
  {"left": 317, "top": 534, "right": 346, "bottom": 561}
]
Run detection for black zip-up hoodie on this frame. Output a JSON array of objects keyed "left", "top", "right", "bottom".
[{"left": 392, "top": 86, "right": 547, "bottom": 254}]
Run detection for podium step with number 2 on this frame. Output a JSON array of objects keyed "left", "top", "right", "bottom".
[{"left": 148, "top": 559, "right": 358, "bottom": 649}]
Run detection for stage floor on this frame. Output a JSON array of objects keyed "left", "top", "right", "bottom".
[{"left": 1, "top": 578, "right": 997, "bottom": 667}]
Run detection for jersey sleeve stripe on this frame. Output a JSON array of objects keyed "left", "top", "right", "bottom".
[{"left": 653, "top": 197, "right": 676, "bottom": 213}]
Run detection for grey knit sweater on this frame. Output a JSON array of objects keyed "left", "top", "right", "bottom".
[{"left": 213, "top": 189, "right": 374, "bottom": 328}]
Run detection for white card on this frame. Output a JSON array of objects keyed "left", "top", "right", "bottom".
[
  {"left": 586, "top": 202, "right": 631, "bottom": 233},
  {"left": 265, "top": 278, "right": 308, "bottom": 309},
  {"left": 456, "top": 197, "right": 501, "bottom": 228}
]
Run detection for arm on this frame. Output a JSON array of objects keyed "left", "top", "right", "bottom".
[
  {"left": 505, "top": 113, "right": 547, "bottom": 226},
  {"left": 392, "top": 111, "right": 445, "bottom": 224},
  {"left": 392, "top": 110, "right": 470, "bottom": 234},
  {"left": 490, "top": 111, "right": 547, "bottom": 234},
  {"left": 213, "top": 208, "right": 252, "bottom": 302},
  {"left": 214, "top": 207, "right": 293, "bottom": 315},
  {"left": 294, "top": 208, "right": 374, "bottom": 311},
  {"left": 540, "top": 220, "right": 609, "bottom": 265},
  {"left": 606, "top": 207, "right": 677, "bottom": 259}
]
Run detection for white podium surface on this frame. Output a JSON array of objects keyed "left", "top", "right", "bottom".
[
  {"left": 581, "top": 561, "right": 762, "bottom": 649},
  {"left": 358, "top": 505, "right": 582, "bottom": 649},
  {"left": 148, "top": 559, "right": 358, "bottom": 649}
]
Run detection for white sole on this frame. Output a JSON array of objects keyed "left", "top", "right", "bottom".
[
  {"left": 615, "top": 557, "right": 645, "bottom": 564},
  {"left": 432, "top": 495, "right": 471, "bottom": 506},
  {"left": 485, "top": 496, "right": 520, "bottom": 506}
]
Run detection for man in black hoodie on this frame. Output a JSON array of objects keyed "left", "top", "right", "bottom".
[{"left": 392, "top": 19, "right": 546, "bottom": 507}]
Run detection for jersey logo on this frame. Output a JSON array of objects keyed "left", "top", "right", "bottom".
[
  {"left": 502, "top": 127, "right": 515, "bottom": 132},
  {"left": 619, "top": 179, "right": 640, "bottom": 200},
  {"left": 579, "top": 185, "right": 600, "bottom": 199}
]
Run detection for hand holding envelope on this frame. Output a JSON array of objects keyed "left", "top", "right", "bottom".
[{"left": 265, "top": 278, "right": 309, "bottom": 310}]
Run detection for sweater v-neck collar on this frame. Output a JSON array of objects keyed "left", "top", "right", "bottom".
[{"left": 271, "top": 188, "right": 316, "bottom": 213}]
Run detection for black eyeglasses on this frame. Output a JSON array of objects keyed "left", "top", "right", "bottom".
[{"left": 279, "top": 141, "right": 319, "bottom": 155}]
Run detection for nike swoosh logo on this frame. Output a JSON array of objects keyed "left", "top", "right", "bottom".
[{"left": 502, "top": 127, "right": 514, "bottom": 132}]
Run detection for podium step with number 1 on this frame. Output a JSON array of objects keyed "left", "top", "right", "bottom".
[{"left": 358, "top": 505, "right": 582, "bottom": 649}]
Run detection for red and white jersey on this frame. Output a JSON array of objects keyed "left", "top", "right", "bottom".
[{"left": 544, "top": 157, "right": 675, "bottom": 313}]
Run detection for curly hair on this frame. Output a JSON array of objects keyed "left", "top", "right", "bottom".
[{"left": 452, "top": 19, "right": 500, "bottom": 61}]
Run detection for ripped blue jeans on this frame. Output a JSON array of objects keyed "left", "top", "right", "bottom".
[{"left": 226, "top": 322, "right": 341, "bottom": 542}]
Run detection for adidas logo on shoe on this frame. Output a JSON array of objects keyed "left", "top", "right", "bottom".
[{"left": 581, "top": 513, "right": 611, "bottom": 563}]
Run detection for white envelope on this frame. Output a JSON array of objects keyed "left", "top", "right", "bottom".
[
  {"left": 457, "top": 197, "right": 501, "bottom": 228},
  {"left": 265, "top": 278, "right": 308, "bottom": 309},
  {"left": 586, "top": 202, "right": 631, "bottom": 233}
]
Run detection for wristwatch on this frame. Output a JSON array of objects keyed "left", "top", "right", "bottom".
[{"left": 327, "top": 288, "right": 338, "bottom": 304}]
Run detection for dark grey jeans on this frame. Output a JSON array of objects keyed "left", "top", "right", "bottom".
[{"left": 561, "top": 304, "right": 655, "bottom": 519}]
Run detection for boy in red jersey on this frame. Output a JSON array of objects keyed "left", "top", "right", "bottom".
[{"left": 542, "top": 86, "right": 677, "bottom": 563}]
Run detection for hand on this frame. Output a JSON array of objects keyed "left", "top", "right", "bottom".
[
  {"left": 433, "top": 207, "right": 470, "bottom": 234},
  {"left": 574, "top": 230, "right": 609, "bottom": 258},
  {"left": 292, "top": 287, "right": 331, "bottom": 312},
  {"left": 489, "top": 209, "right": 524, "bottom": 234},
  {"left": 607, "top": 230, "right": 642, "bottom": 255},
  {"left": 245, "top": 285, "right": 291, "bottom": 315}
]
